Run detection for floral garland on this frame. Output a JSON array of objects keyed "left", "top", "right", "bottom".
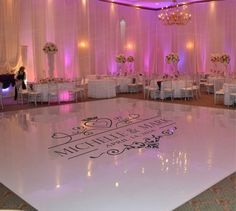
[
  {"left": 127, "top": 56, "right": 134, "bottom": 62},
  {"left": 43, "top": 42, "right": 58, "bottom": 54},
  {"left": 115, "top": 54, "right": 126, "bottom": 63},
  {"left": 166, "top": 53, "right": 179, "bottom": 64}
]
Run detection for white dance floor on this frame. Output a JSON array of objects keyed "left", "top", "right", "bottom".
[{"left": 0, "top": 98, "right": 235, "bottom": 211}]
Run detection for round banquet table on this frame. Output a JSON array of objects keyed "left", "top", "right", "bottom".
[{"left": 87, "top": 79, "right": 116, "bottom": 98}]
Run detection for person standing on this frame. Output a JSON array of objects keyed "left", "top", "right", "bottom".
[{"left": 14, "top": 66, "right": 26, "bottom": 100}]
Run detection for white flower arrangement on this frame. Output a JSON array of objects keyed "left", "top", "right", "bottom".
[
  {"left": 166, "top": 53, "right": 180, "bottom": 64},
  {"left": 43, "top": 42, "right": 58, "bottom": 54},
  {"left": 116, "top": 54, "right": 126, "bottom": 63},
  {"left": 220, "top": 54, "right": 230, "bottom": 64},
  {"left": 127, "top": 56, "right": 134, "bottom": 62}
]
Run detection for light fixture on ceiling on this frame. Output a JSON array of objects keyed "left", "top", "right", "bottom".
[{"left": 158, "top": 0, "right": 191, "bottom": 25}]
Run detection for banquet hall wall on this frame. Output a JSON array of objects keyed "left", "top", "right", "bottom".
[{"left": 0, "top": 0, "right": 235, "bottom": 81}]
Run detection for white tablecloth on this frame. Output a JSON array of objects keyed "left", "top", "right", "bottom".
[
  {"left": 33, "top": 82, "right": 74, "bottom": 102},
  {"left": 114, "top": 77, "right": 132, "bottom": 93},
  {"left": 88, "top": 79, "right": 116, "bottom": 98},
  {"left": 223, "top": 83, "right": 236, "bottom": 106}
]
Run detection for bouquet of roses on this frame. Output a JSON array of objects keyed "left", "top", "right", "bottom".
[
  {"left": 166, "top": 53, "right": 179, "bottom": 64},
  {"left": 43, "top": 42, "right": 58, "bottom": 54},
  {"left": 127, "top": 56, "right": 134, "bottom": 62},
  {"left": 115, "top": 54, "right": 126, "bottom": 63},
  {"left": 210, "top": 54, "right": 220, "bottom": 63},
  {"left": 220, "top": 54, "right": 230, "bottom": 64}
]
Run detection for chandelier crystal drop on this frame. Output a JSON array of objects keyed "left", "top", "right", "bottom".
[{"left": 158, "top": 0, "right": 191, "bottom": 25}]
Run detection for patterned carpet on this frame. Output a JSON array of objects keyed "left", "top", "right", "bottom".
[
  {"left": 175, "top": 172, "right": 236, "bottom": 211},
  {"left": 0, "top": 183, "right": 37, "bottom": 210}
]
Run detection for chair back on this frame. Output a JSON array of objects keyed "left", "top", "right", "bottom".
[
  {"left": 149, "top": 79, "right": 157, "bottom": 88},
  {"left": 162, "top": 80, "right": 172, "bottom": 90},
  {"left": 229, "top": 85, "right": 236, "bottom": 94},
  {"left": 185, "top": 80, "right": 194, "bottom": 88},
  {"left": 193, "top": 74, "right": 201, "bottom": 86},
  {"left": 214, "top": 78, "right": 224, "bottom": 93},
  {"left": 48, "top": 82, "right": 59, "bottom": 94}
]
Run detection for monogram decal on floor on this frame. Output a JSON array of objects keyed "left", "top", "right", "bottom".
[
  {"left": 48, "top": 113, "right": 177, "bottom": 160},
  {"left": 90, "top": 128, "right": 177, "bottom": 159}
]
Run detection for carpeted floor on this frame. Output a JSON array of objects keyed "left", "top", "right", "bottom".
[
  {"left": 174, "top": 172, "right": 236, "bottom": 211},
  {"left": 0, "top": 183, "right": 37, "bottom": 210}
]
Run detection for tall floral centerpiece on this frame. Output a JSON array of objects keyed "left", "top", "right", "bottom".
[
  {"left": 43, "top": 42, "right": 58, "bottom": 78},
  {"left": 127, "top": 56, "right": 134, "bottom": 74},
  {"left": 220, "top": 54, "right": 230, "bottom": 77},
  {"left": 210, "top": 53, "right": 230, "bottom": 76},
  {"left": 210, "top": 54, "right": 220, "bottom": 74},
  {"left": 115, "top": 54, "right": 126, "bottom": 75},
  {"left": 166, "top": 53, "right": 179, "bottom": 75}
]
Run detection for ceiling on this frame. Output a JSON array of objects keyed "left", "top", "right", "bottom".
[{"left": 99, "top": 0, "right": 224, "bottom": 10}]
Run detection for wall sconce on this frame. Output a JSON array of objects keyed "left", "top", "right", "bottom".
[
  {"left": 78, "top": 41, "right": 88, "bottom": 49},
  {"left": 186, "top": 41, "right": 194, "bottom": 50}
]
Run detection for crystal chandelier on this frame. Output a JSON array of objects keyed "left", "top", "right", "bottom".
[{"left": 158, "top": 0, "right": 191, "bottom": 25}]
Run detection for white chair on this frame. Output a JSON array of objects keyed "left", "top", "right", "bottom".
[
  {"left": 0, "top": 82, "right": 3, "bottom": 109},
  {"left": 229, "top": 86, "right": 236, "bottom": 107},
  {"left": 143, "top": 79, "right": 151, "bottom": 99},
  {"left": 148, "top": 80, "right": 160, "bottom": 100},
  {"left": 128, "top": 77, "right": 139, "bottom": 93},
  {"left": 181, "top": 80, "right": 195, "bottom": 100},
  {"left": 205, "top": 77, "right": 214, "bottom": 94},
  {"left": 17, "top": 86, "right": 29, "bottom": 104},
  {"left": 192, "top": 74, "right": 201, "bottom": 99},
  {"left": 162, "top": 80, "right": 174, "bottom": 101},
  {"left": 69, "top": 80, "right": 86, "bottom": 102},
  {"left": 48, "top": 82, "right": 60, "bottom": 105},
  {"left": 214, "top": 79, "right": 225, "bottom": 104},
  {"left": 27, "top": 84, "right": 42, "bottom": 106},
  {"left": 137, "top": 75, "right": 144, "bottom": 92}
]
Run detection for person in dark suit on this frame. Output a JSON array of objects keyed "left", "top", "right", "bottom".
[{"left": 14, "top": 66, "right": 27, "bottom": 100}]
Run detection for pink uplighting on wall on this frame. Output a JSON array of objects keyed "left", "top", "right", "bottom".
[
  {"left": 1, "top": 0, "right": 235, "bottom": 79},
  {"left": 64, "top": 53, "right": 71, "bottom": 68}
]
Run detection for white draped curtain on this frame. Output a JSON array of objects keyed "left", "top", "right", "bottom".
[
  {"left": 0, "top": 0, "right": 235, "bottom": 81},
  {"left": 0, "top": 0, "right": 20, "bottom": 73}
]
